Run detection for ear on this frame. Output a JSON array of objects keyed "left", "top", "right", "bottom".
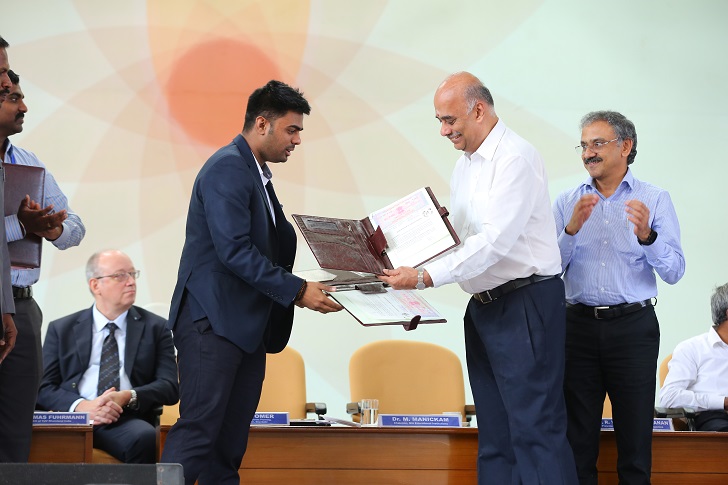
[
  {"left": 474, "top": 101, "right": 487, "bottom": 122},
  {"left": 89, "top": 278, "right": 100, "bottom": 296},
  {"left": 254, "top": 116, "right": 268, "bottom": 135},
  {"left": 620, "top": 138, "right": 633, "bottom": 159}
]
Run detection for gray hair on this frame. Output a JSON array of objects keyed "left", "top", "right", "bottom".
[
  {"left": 464, "top": 81, "right": 494, "bottom": 114},
  {"left": 85, "top": 251, "right": 105, "bottom": 281},
  {"left": 580, "top": 110, "right": 638, "bottom": 165},
  {"left": 711, "top": 283, "right": 728, "bottom": 326}
]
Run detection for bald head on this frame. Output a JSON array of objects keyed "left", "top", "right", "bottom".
[{"left": 434, "top": 72, "right": 498, "bottom": 155}]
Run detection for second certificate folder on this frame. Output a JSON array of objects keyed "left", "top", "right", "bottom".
[{"left": 292, "top": 187, "right": 460, "bottom": 275}]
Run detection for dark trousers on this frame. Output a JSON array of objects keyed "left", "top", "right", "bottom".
[
  {"left": 564, "top": 305, "right": 659, "bottom": 485},
  {"left": 465, "top": 277, "right": 577, "bottom": 485},
  {"left": 94, "top": 414, "right": 157, "bottom": 463},
  {"left": 0, "top": 297, "right": 43, "bottom": 462},
  {"left": 160, "top": 295, "right": 265, "bottom": 485},
  {"left": 695, "top": 411, "right": 728, "bottom": 432}
]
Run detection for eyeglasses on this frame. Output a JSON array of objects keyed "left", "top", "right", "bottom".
[
  {"left": 94, "top": 270, "right": 140, "bottom": 283},
  {"left": 575, "top": 138, "right": 619, "bottom": 154}
]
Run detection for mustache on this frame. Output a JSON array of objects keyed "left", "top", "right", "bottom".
[
  {"left": 448, "top": 131, "right": 462, "bottom": 140},
  {"left": 15, "top": 113, "right": 24, "bottom": 121},
  {"left": 584, "top": 156, "right": 602, "bottom": 164}
]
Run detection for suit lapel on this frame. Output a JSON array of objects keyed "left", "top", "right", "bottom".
[
  {"left": 124, "top": 306, "right": 143, "bottom": 379},
  {"left": 73, "top": 308, "right": 94, "bottom": 369}
]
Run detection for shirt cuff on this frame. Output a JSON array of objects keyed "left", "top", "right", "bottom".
[
  {"left": 708, "top": 394, "right": 726, "bottom": 411},
  {"left": 51, "top": 221, "right": 70, "bottom": 247},
  {"left": 424, "top": 259, "right": 453, "bottom": 288},
  {"left": 69, "top": 398, "right": 84, "bottom": 412}
]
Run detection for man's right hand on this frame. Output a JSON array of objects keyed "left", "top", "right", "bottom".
[
  {"left": 565, "top": 194, "right": 599, "bottom": 236},
  {"left": 75, "top": 388, "right": 124, "bottom": 426},
  {"left": 297, "top": 282, "right": 342, "bottom": 314},
  {"left": 17, "top": 195, "right": 67, "bottom": 235},
  {"left": 0, "top": 314, "right": 17, "bottom": 363}
]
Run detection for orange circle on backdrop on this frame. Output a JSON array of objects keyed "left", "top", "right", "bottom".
[{"left": 165, "top": 38, "right": 281, "bottom": 147}]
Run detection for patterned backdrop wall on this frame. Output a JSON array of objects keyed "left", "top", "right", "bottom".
[{"left": 4, "top": 0, "right": 727, "bottom": 412}]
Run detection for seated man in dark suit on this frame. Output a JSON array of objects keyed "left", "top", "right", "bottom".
[
  {"left": 37, "top": 249, "right": 179, "bottom": 463},
  {"left": 659, "top": 282, "right": 728, "bottom": 431}
]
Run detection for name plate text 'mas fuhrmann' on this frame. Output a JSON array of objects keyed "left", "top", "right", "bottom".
[
  {"left": 378, "top": 414, "right": 462, "bottom": 427},
  {"left": 33, "top": 412, "right": 90, "bottom": 426}
]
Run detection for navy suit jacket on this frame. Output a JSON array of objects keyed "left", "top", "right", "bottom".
[
  {"left": 168, "top": 134, "right": 302, "bottom": 354},
  {"left": 37, "top": 305, "right": 179, "bottom": 420}
]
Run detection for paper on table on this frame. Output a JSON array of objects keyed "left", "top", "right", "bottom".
[
  {"left": 368, "top": 187, "right": 455, "bottom": 269},
  {"left": 294, "top": 269, "right": 337, "bottom": 282}
]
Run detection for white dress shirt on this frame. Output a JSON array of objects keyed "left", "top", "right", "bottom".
[
  {"left": 70, "top": 305, "right": 132, "bottom": 411},
  {"left": 659, "top": 326, "right": 728, "bottom": 411},
  {"left": 425, "top": 120, "right": 561, "bottom": 293}
]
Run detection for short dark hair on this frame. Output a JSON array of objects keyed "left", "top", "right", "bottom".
[
  {"left": 243, "top": 80, "right": 311, "bottom": 132},
  {"left": 0, "top": 36, "right": 8, "bottom": 49},
  {"left": 7, "top": 69, "right": 18, "bottom": 85},
  {"left": 580, "top": 110, "right": 638, "bottom": 165}
]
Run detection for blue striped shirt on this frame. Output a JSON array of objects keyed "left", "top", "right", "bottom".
[
  {"left": 3, "top": 140, "right": 86, "bottom": 287},
  {"left": 553, "top": 169, "right": 685, "bottom": 306}
]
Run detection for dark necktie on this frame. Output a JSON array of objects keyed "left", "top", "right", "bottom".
[{"left": 97, "top": 322, "right": 121, "bottom": 396}]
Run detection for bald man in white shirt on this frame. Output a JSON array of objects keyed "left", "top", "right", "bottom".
[{"left": 380, "top": 72, "right": 577, "bottom": 485}]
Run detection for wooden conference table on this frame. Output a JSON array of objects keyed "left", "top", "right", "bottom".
[{"left": 28, "top": 423, "right": 728, "bottom": 484}]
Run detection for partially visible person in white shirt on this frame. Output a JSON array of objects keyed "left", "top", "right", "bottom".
[{"left": 659, "top": 282, "right": 728, "bottom": 431}]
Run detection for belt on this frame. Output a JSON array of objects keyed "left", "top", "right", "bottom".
[
  {"left": 472, "top": 275, "right": 558, "bottom": 305},
  {"left": 567, "top": 299, "right": 653, "bottom": 320},
  {"left": 12, "top": 286, "right": 33, "bottom": 300}
]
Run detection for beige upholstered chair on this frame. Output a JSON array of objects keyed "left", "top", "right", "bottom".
[
  {"left": 348, "top": 340, "right": 474, "bottom": 421},
  {"left": 257, "top": 346, "right": 326, "bottom": 419}
]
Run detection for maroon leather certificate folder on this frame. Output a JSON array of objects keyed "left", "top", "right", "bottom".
[
  {"left": 293, "top": 187, "right": 459, "bottom": 275},
  {"left": 3, "top": 163, "right": 45, "bottom": 268}
]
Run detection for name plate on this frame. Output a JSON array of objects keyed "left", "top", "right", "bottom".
[
  {"left": 251, "top": 412, "right": 289, "bottom": 426},
  {"left": 33, "top": 411, "right": 89, "bottom": 426},
  {"left": 379, "top": 414, "right": 462, "bottom": 427},
  {"left": 601, "top": 418, "right": 673, "bottom": 432}
]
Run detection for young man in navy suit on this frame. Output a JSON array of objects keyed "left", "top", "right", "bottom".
[{"left": 161, "top": 80, "right": 341, "bottom": 485}]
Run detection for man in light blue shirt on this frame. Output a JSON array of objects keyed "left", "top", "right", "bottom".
[
  {"left": 553, "top": 111, "right": 685, "bottom": 485},
  {"left": 0, "top": 70, "right": 85, "bottom": 462}
]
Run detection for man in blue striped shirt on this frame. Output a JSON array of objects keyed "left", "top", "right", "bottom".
[
  {"left": 0, "top": 70, "right": 86, "bottom": 462},
  {"left": 553, "top": 111, "right": 685, "bottom": 485}
]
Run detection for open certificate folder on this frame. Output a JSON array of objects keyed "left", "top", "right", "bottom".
[
  {"left": 293, "top": 187, "right": 459, "bottom": 275},
  {"left": 330, "top": 287, "right": 446, "bottom": 329}
]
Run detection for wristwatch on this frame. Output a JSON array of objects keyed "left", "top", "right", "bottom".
[
  {"left": 127, "top": 389, "right": 139, "bottom": 410},
  {"left": 638, "top": 229, "right": 658, "bottom": 246},
  {"left": 416, "top": 270, "right": 426, "bottom": 290}
]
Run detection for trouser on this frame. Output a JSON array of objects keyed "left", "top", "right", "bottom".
[
  {"left": 564, "top": 305, "right": 659, "bottom": 485},
  {"left": 161, "top": 295, "right": 265, "bottom": 485},
  {"left": 0, "top": 297, "right": 43, "bottom": 462},
  {"left": 465, "top": 276, "right": 578, "bottom": 485}
]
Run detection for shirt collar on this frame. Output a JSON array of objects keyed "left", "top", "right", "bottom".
[
  {"left": 467, "top": 118, "right": 506, "bottom": 163},
  {"left": 255, "top": 156, "right": 273, "bottom": 187},
  {"left": 708, "top": 326, "right": 726, "bottom": 347},
  {"left": 92, "top": 304, "right": 129, "bottom": 334},
  {"left": 2, "top": 138, "right": 13, "bottom": 162},
  {"left": 582, "top": 167, "right": 635, "bottom": 192}
]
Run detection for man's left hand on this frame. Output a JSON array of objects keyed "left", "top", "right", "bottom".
[{"left": 625, "top": 199, "right": 651, "bottom": 241}]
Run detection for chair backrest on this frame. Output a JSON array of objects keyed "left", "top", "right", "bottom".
[
  {"left": 256, "top": 346, "right": 308, "bottom": 419},
  {"left": 659, "top": 353, "right": 673, "bottom": 387},
  {"left": 349, "top": 340, "right": 467, "bottom": 418},
  {"left": 160, "top": 402, "right": 180, "bottom": 427}
]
